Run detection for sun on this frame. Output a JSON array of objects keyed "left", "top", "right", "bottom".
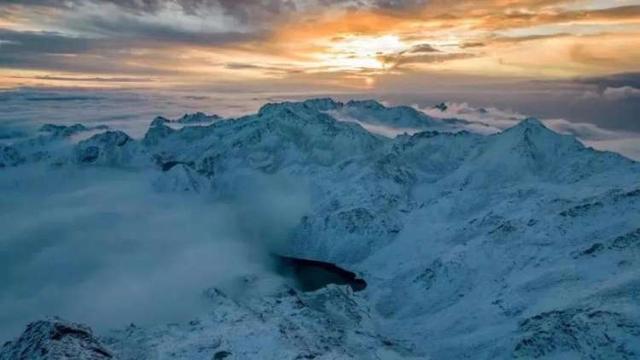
[
  {"left": 318, "top": 34, "right": 407, "bottom": 71},
  {"left": 364, "top": 77, "right": 375, "bottom": 86}
]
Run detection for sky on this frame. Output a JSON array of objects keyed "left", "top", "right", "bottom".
[{"left": 0, "top": 0, "right": 639, "bottom": 90}]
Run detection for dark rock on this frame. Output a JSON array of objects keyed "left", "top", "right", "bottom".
[
  {"left": 559, "top": 201, "right": 604, "bottom": 217},
  {"left": 434, "top": 102, "right": 448, "bottom": 112},
  {"left": 0, "top": 318, "right": 113, "bottom": 360},
  {"left": 514, "top": 308, "right": 640, "bottom": 359},
  {"left": 610, "top": 228, "right": 640, "bottom": 250},
  {"left": 580, "top": 242, "right": 605, "bottom": 257},
  {"left": 213, "top": 350, "right": 231, "bottom": 359},
  {"left": 0, "top": 145, "right": 25, "bottom": 168},
  {"left": 77, "top": 146, "right": 100, "bottom": 163}
]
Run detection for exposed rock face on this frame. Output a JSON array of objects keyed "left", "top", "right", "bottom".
[
  {"left": 257, "top": 97, "right": 342, "bottom": 115},
  {"left": 0, "top": 318, "right": 113, "bottom": 360},
  {"left": 149, "top": 112, "right": 221, "bottom": 128},
  {"left": 101, "top": 283, "right": 398, "bottom": 359},
  {"left": 0, "top": 145, "right": 25, "bottom": 168},
  {"left": 340, "top": 99, "right": 446, "bottom": 129},
  {"left": 176, "top": 112, "right": 221, "bottom": 124},
  {"left": 152, "top": 163, "right": 208, "bottom": 193},
  {"left": 1, "top": 123, "right": 111, "bottom": 166},
  {"left": 75, "top": 131, "right": 147, "bottom": 167},
  {"left": 39, "top": 124, "right": 108, "bottom": 138},
  {"left": 142, "top": 121, "right": 175, "bottom": 148},
  {"left": 149, "top": 116, "right": 169, "bottom": 128},
  {"left": 434, "top": 102, "right": 448, "bottom": 112},
  {"left": 514, "top": 308, "right": 640, "bottom": 359}
]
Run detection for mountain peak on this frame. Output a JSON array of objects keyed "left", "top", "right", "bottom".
[
  {"left": 177, "top": 112, "right": 221, "bottom": 124},
  {"left": 258, "top": 98, "right": 342, "bottom": 116},
  {"left": 257, "top": 102, "right": 301, "bottom": 118},
  {"left": 433, "top": 102, "right": 448, "bottom": 112},
  {"left": 0, "top": 317, "right": 113, "bottom": 360},
  {"left": 150, "top": 116, "right": 169, "bottom": 127},
  {"left": 345, "top": 99, "right": 385, "bottom": 110},
  {"left": 469, "top": 116, "right": 589, "bottom": 180},
  {"left": 500, "top": 117, "right": 563, "bottom": 143},
  {"left": 516, "top": 117, "right": 546, "bottom": 129},
  {"left": 300, "top": 97, "right": 343, "bottom": 111},
  {"left": 38, "top": 123, "right": 108, "bottom": 138},
  {"left": 151, "top": 113, "right": 220, "bottom": 127}
]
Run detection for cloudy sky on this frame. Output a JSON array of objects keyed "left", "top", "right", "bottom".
[
  {"left": 0, "top": 0, "right": 639, "bottom": 88},
  {"left": 0, "top": 1, "right": 639, "bottom": 135}
]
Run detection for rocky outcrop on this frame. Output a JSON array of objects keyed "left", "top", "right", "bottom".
[
  {"left": 149, "top": 113, "right": 221, "bottom": 128},
  {"left": 176, "top": 112, "right": 221, "bottom": 124},
  {"left": 514, "top": 308, "right": 640, "bottom": 359},
  {"left": 75, "top": 131, "right": 147, "bottom": 167},
  {"left": 39, "top": 124, "right": 108, "bottom": 138},
  {"left": 0, "top": 145, "right": 25, "bottom": 168},
  {"left": 152, "top": 163, "right": 208, "bottom": 193},
  {"left": 0, "top": 318, "right": 113, "bottom": 360},
  {"left": 101, "top": 283, "right": 400, "bottom": 359}
]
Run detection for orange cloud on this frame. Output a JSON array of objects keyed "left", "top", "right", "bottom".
[{"left": 1, "top": 0, "right": 639, "bottom": 89}]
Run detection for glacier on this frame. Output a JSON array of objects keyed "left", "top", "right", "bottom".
[{"left": 1, "top": 98, "right": 639, "bottom": 359}]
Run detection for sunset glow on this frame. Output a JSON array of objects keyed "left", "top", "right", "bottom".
[{"left": 0, "top": 1, "right": 639, "bottom": 90}]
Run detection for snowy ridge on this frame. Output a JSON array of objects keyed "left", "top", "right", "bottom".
[
  {"left": 39, "top": 123, "right": 109, "bottom": 138},
  {"left": 2, "top": 98, "right": 639, "bottom": 359},
  {"left": 101, "top": 283, "right": 401, "bottom": 359},
  {"left": 150, "top": 112, "right": 222, "bottom": 127},
  {"left": 0, "top": 317, "right": 113, "bottom": 360}
]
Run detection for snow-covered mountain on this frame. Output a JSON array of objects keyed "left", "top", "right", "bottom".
[
  {"left": 1, "top": 98, "right": 639, "bottom": 359},
  {"left": 151, "top": 112, "right": 222, "bottom": 127}
]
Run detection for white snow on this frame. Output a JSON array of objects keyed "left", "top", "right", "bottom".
[{"left": 1, "top": 98, "right": 639, "bottom": 359}]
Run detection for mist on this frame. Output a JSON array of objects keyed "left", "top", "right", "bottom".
[{"left": 0, "top": 164, "right": 310, "bottom": 341}]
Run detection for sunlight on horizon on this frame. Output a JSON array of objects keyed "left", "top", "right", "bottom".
[{"left": 0, "top": 1, "right": 639, "bottom": 89}]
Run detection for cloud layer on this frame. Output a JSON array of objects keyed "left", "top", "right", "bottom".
[
  {"left": 420, "top": 101, "right": 640, "bottom": 161},
  {"left": 0, "top": 163, "right": 310, "bottom": 341}
]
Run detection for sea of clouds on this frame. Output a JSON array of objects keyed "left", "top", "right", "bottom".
[
  {"left": 0, "top": 159, "right": 310, "bottom": 341},
  {"left": 418, "top": 102, "right": 640, "bottom": 161}
]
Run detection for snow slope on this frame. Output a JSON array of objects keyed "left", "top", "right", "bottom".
[{"left": 1, "top": 98, "right": 639, "bottom": 359}]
